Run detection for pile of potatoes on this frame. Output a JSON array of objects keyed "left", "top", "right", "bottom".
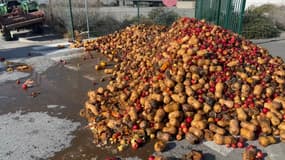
[{"left": 79, "top": 17, "right": 285, "bottom": 152}]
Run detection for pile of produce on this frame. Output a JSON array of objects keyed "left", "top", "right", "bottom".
[{"left": 79, "top": 17, "right": 285, "bottom": 154}]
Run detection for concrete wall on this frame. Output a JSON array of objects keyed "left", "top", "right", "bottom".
[
  {"left": 176, "top": 1, "right": 195, "bottom": 9},
  {"left": 96, "top": 7, "right": 195, "bottom": 21}
]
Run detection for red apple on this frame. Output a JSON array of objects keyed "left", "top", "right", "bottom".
[
  {"left": 237, "top": 142, "right": 244, "bottom": 148},
  {"left": 132, "top": 125, "right": 139, "bottom": 130},
  {"left": 22, "top": 84, "right": 28, "bottom": 90},
  {"left": 148, "top": 156, "right": 155, "bottom": 160},
  {"left": 185, "top": 117, "right": 193, "bottom": 124},
  {"left": 262, "top": 108, "right": 269, "bottom": 114},
  {"left": 231, "top": 143, "right": 237, "bottom": 148},
  {"left": 131, "top": 141, "right": 139, "bottom": 150},
  {"left": 256, "top": 151, "right": 264, "bottom": 159}
]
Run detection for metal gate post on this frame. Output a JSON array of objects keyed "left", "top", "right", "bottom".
[
  {"left": 68, "top": 0, "right": 75, "bottom": 41},
  {"left": 137, "top": 0, "right": 140, "bottom": 23},
  {"left": 238, "top": 0, "right": 246, "bottom": 34},
  {"left": 85, "top": 0, "right": 90, "bottom": 39}
]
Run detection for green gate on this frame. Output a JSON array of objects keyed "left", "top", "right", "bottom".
[{"left": 195, "top": 0, "right": 246, "bottom": 34}]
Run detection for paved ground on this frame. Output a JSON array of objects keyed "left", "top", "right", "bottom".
[{"left": 0, "top": 31, "right": 285, "bottom": 160}]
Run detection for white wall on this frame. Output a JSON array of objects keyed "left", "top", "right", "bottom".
[{"left": 246, "top": 0, "right": 285, "bottom": 8}]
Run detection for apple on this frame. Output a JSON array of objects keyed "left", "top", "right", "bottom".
[
  {"left": 256, "top": 151, "right": 264, "bottom": 159},
  {"left": 237, "top": 141, "right": 244, "bottom": 148},
  {"left": 185, "top": 117, "right": 193, "bottom": 124},
  {"left": 131, "top": 141, "right": 139, "bottom": 150},
  {"left": 22, "top": 84, "right": 28, "bottom": 90},
  {"left": 148, "top": 156, "right": 155, "bottom": 160}
]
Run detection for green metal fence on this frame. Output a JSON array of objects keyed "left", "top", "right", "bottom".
[{"left": 195, "top": 0, "right": 246, "bottom": 34}]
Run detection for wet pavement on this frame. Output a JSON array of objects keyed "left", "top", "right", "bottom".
[{"left": 0, "top": 51, "right": 156, "bottom": 160}]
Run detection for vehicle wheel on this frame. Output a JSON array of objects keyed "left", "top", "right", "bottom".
[{"left": 3, "top": 29, "right": 12, "bottom": 41}]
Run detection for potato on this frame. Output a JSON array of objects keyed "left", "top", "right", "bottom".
[
  {"left": 171, "top": 94, "right": 186, "bottom": 104},
  {"left": 240, "top": 122, "right": 257, "bottom": 132},
  {"left": 150, "top": 93, "right": 163, "bottom": 102},
  {"left": 169, "top": 118, "right": 180, "bottom": 127},
  {"left": 229, "top": 119, "right": 240, "bottom": 136},
  {"left": 240, "top": 128, "right": 255, "bottom": 140},
  {"left": 279, "top": 122, "right": 285, "bottom": 130},
  {"left": 280, "top": 130, "right": 285, "bottom": 142},
  {"left": 237, "top": 108, "right": 248, "bottom": 121},
  {"left": 168, "top": 111, "right": 183, "bottom": 119},
  {"left": 189, "top": 127, "right": 204, "bottom": 138},
  {"left": 219, "top": 99, "right": 234, "bottom": 108},
  {"left": 85, "top": 102, "right": 99, "bottom": 116},
  {"left": 258, "top": 136, "right": 277, "bottom": 147},
  {"left": 209, "top": 123, "right": 226, "bottom": 135},
  {"left": 191, "top": 120, "right": 208, "bottom": 130},
  {"left": 266, "top": 112, "right": 281, "bottom": 126},
  {"left": 129, "top": 91, "right": 139, "bottom": 102},
  {"left": 213, "top": 134, "right": 224, "bottom": 145},
  {"left": 273, "top": 96, "right": 285, "bottom": 108},
  {"left": 154, "top": 108, "right": 166, "bottom": 123},
  {"left": 129, "top": 107, "right": 138, "bottom": 122},
  {"left": 186, "top": 132, "right": 199, "bottom": 144},
  {"left": 259, "top": 119, "right": 272, "bottom": 135},
  {"left": 204, "top": 129, "right": 214, "bottom": 141},
  {"left": 164, "top": 102, "right": 179, "bottom": 113},
  {"left": 154, "top": 141, "right": 166, "bottom": 152},
  {"left": 154, "top": 122, "right": 165, "bottom": 130},
  {"left": 162, "top": 126, "right": 177, "bottom": 135},
  {"left": 213, "top": 103, "right": 222, "bottom": 113},
  {"left": 193, "top": 113, "right": 203, "bottom": 121},
  {"left": 203, "top": 103, "right": 212, "bottom": 113},
  {"left": 165, "top": 78, "right": 175, "bottom": 88},
  {"left": 215, "top": 82, "right": 224, "bottom": 98},
  {"left": 224, "top": 136, "right": 236, "bottom": 145},
  {"left": 185, "top": 86, "right": 194, "bottom": 96},
  {"left": 253, "top": 84, "right": 263, "bottom": 97},
  {"left": 265, "top": 87, "right": 274, "bottom": 97},
  {"left": 217, "top": 120, "right": 229, "bottom": 128},
  {"left": 188, "top": 96, "right": 202, "bottom": 110},
  {"left": 156, "top": 131, "right": 171, "bottom": 142},
  {"left": 163, "top": 95, "right": 171, "bottom": 104}
]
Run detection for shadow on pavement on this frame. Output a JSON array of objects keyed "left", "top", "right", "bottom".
[
  {"left": 0, "top": 45, "right": 48, "bottom": 60},
  {"left": 165, "top": 142, "right": 177, "bottom": 152},
  {"left": 203, "top": 153, "right": 216, "bottom": 160}
]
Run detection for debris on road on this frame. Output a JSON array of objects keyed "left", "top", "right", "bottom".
[
  {"left": 30, "top": 91, "right": 40, "bottom": 98},
  {"left": 3, "top": 61, "right": 32, "bottom": 73},
  {"left": 23, "top": 79, "right": 35, "bottom": 88},
  {"left": 78, "top": 17, "right": 285, "bottom": 156},
  {"left": 57, "top": 45, "right": 66, "bottom": 49},
  {"left": 242, "top": 145, "right": 264, "bottom": 160}
]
